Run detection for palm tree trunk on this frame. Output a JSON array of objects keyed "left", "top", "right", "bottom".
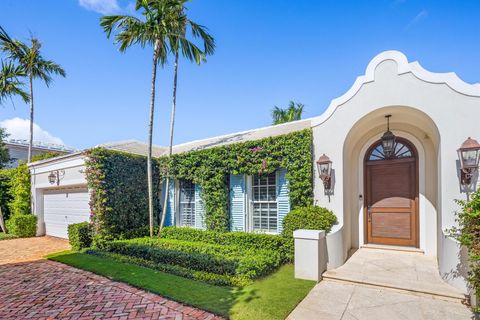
[
  {"left": 147, "top": 40, "right": 159, "bottom": 237},
  {"left": 0, "top": 207, "right": 6, "bottom": 233},
  {"left": 159, "top": 50, "right": 179, "bottom": 234},
  {"left": 27, "top": 74, "right": 34, "bottom": 163}
]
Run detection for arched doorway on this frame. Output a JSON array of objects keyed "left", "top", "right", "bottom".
[{"left": 364, "top": 137, "right": 419, "bottom": 247}]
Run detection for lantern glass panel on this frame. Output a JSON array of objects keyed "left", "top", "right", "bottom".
[
  {"left": 462, "top": 149, "right": 480, "bottom": 168},
  {"left": 48, "top": 172, "right": 56, "bottom": 184},
  {"left": 319, "top": 162, "right": 331, "bottom": 176}
]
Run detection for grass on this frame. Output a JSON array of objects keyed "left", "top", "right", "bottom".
[
  {"left": 47, "top": 251, "right": 315, "bottom": 319},
  {"left": 0, "top": 232, "right": 18, "bottom": 240}
]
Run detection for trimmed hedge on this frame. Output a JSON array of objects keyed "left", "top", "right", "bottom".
[
  {"left": 68, "top": 222, "right": 93, "bottom": 251},
  {"left": 282, "top": 206, "right": 337, "bottom": 238},
  {"left": 86, "top": 250, "right": 249, "bottom": 287},
  {"left": 94, "top": 237, "right": 282, "bottom": 280},
  {"left": 84, "top": 148, "right": 161, "bottom": 239},
  {"left": 6, "top": 214, "right": 37, "bottom": 237},
  {"left": 160, "top": 227, "right": 293, "bottom": 262}
]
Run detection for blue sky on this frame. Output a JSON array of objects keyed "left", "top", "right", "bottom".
[{"left": 0, "top": 0, "right": 479, "bottom": 149}]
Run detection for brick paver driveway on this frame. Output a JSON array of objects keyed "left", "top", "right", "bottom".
[{"left": 0, "top": 237, "right": 222, "bottom": 320}]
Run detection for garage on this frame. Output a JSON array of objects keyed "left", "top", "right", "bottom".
[{"left": 43, "top": 188, "right": 90, "bottom": 239}]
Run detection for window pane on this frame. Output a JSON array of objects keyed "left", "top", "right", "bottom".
[
  {"left": 251, "top": 172, "right": 278, "bottom": 233},
  {"left": 179, "top": 180, "right": 195, "bottom": 227}
]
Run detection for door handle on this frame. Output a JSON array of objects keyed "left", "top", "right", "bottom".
[{"left": 367, "top": 206, "right": 372, "bottom": 222}]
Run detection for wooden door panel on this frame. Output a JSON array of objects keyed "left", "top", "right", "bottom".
[
  {"left": 365, "top": 152, "right": 418, "bottom": 247},
  {"left": 371, "top": 211, "right": 411, "bottom": 239}
]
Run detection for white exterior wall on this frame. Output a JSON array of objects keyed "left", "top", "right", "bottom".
[
  {"left": 309, "top": 51, "right": 480, "bottom": 293},
  {"left": 29, "top": 154, "right": 89, "bottom": 237}
]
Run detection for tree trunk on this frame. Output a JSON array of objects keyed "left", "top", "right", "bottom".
[
  {"left": 27, "top": 74, "right": 34, "bottom": 163},
  {"left": 0, "top": 207, "right": 6, "bottom": 233},
  {"left": 159, "top": 50, "right": 179, "bottom": 234},
  {"left": 147, "top": 40, "right": 159, "bottom": 237}
]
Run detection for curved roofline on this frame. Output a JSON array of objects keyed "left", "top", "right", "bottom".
[{"left": 311, "top": 50, "right": 480, "bottom": 127}]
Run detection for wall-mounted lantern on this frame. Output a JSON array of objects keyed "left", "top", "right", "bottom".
[
  {"left": 381, "top": 114, "right": 396, "bottom": 158},
  {"left": 48, "top": 170, "right": 65, "bottom": 186},
  {"left": 316, "top": 154, "right": 332, "bottom": 190},
  {"left": 458, "top": 137, "right": 480, "bottom": 185}
]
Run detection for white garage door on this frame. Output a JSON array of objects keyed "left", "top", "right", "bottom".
[{"left": 43, "top": 188, "right": 90, "bottom": 239}]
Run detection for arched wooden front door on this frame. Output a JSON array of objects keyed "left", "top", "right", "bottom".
[{"left": 364, "top": 138, "right": 419, "bottom": 247}]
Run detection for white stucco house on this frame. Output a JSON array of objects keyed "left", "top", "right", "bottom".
[{"left": 28, "top": 50, "right": 480, "bottom": 294}]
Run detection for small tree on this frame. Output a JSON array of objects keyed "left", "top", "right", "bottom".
[{"left": 271, "top": 101, "right": 305, "bottom": 125}]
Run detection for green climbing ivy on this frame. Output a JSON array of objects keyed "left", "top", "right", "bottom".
[{"left": 158, "top": 129, "right": 314, "bottom": 231}]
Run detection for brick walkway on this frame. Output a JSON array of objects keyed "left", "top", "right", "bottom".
[
  {"left": 0, "top": 236, "right": 70, "bottom": 264},
  {"left": 0, "top": 258, "right": 222, "bottom": 319}
]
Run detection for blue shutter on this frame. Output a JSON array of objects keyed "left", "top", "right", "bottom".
[
  {"left": 230, "top": 174, "right": 246, "bottom": 231},
  {"left": 276, "top": 168, "right": 290, "bottom": 233},
  {"left": 165, "top": 179, "right": 176, "bottom": 227},
  {"left": 195, "top": 184, "right": 206, "bottom": 229}
]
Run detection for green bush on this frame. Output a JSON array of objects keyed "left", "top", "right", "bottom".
[
  {"left": 95, "top": 237, "right": 281, "bottom": 279},
  {"left": 6, "top": 214, "right": 37, "bottom": 237},
  {"left": 160, "top": 227, "right": 292, "bottom": 262},
  {"left": 84, "top": 148, "right": 161, "bottom": 239},
  {"left": 450, "top": 192, "right": 480, "bottom": 312},
  {"left": 68, "top": 222, "right": 93, "bottom": 251},
  {"left": 86, "top": 249, "right": 249, "bottom": 287},
  {"left": 282, "top": 206, "right": 337, "bottom": 238}
]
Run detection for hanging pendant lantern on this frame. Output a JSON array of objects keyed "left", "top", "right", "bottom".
[{"left": 381, "top": 115, "right": 396, "bottom": 159}]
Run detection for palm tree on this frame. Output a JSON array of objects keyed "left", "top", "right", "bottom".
[
  {"left": 101, "top": 0, "right": 182, "bottom": 237},
  {"left": 159, "top": 0, "right": 215, "bottom": 233},
  {"left": 0, "top": 26, "right": 66, "bottom": 163},
  {"left": 0, "top": 60, "right": 29, "bottom": 105},
  {"left": 271, "top": 101, "right": 305, "bottom": 125}
]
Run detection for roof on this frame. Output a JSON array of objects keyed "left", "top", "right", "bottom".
[
  {"left": 170, "top": 118, "right": 312, "bottom": 155},
  {"left": 97, "top": 140, "right": 167, "bottom": 157},
  {"left": 6, "top": 139, "right": 75, "bottom": 153}
]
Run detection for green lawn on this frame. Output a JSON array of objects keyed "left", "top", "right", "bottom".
[
  {"left": 47, "top": 251, "right": 315, "bottom": 319},
  {"left": 0, "top": 232, "right": 18, "bottom": 240}
]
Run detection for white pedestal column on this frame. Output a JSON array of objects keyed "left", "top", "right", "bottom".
[{"left": 293, "top": 229, "right": 326, "bottom": 281}]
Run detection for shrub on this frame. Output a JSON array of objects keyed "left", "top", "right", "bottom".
[
  {"left": 450, "top": 192, "right": 480, "bottom": 312},
  {"left": 282, "top": 206, "right": 337, "bottom": 238},
  {"left": 6, "top": 214, "right": 37, "bottom": 237},
  {"left": 159, "top": 227, "right": 292, "bottom": 261},
  {"left": 84, "top": 148, "right": 162, "bottom": 239},
  {"left": 68, "top": 222, "right": 93, "bottom": 251},
  {"left": 87, "top": 250, "right": 249, "bottom": 287},
  {"left": 95, "top": 237, "right": 282, "bottom": 279}
]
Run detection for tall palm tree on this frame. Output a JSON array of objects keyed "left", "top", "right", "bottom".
[
  {"left": 159, "top": 0, "right": 215, "bottom": 233},
  {"left": 271, "top": 101, "right": 305, "bottom": 125},
  {"left": 0, "top": 60, "right": 29, "bottom": 105},
  {"left": 101, "top": 0, "right": 182, "bottom": 237},
  {"left": 0, "top": 26, "right": 66, "bottom": 163}
]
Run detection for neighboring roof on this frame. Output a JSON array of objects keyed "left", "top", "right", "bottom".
[
  {"left": 6, "top": 139, "right": 75, "bottom": 153},
  {"left": 97, "top": 140, "right": 167, "bottom": 157}
]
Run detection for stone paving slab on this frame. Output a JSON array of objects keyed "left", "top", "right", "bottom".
[
  {"left": 0, "top": 236, "right": 70, "bottom": 264},
  {"left": 288, "top": 279, "right": 473, "bottom": 320},
  {"left": 0, "top": 259, "right": 223, "bottom": 320},
  {"left": 323, "top": 248, "right": 466, "bottom": 300}
]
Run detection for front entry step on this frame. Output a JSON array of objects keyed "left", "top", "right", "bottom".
[
  {"left": 323, "top": 248, "right": 467, "bottom": 303},
  {"left": 361, "top": 244, "right": 424, "bottom": 254}
]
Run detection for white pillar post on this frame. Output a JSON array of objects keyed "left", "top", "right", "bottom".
[{"left": 293, "top": 229, "right": 327, "bottom": 281}]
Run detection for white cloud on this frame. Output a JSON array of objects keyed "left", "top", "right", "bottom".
[
  {"left": 0, "top": 118, "right": 64, "bottom": 145},
  {"left": 79, "top": 0, "right": 121, "bottom": 15},
  {"left": 405, "top": 10, "right": 428, "bottom": 30}
]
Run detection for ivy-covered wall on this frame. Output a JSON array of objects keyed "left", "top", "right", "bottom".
[
  {"left": 159, "top": 129, "right": 314, "bottom": 231},
  {"left": 84, "top": 148, "right": 161, "bottom": 239},
  {"left": 85, "top": 129, "right": 313, "bottom": 236}
]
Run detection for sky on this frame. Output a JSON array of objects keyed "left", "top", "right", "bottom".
[{"left": 0, "top": 0, "right": 479, "bottom": 150}]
